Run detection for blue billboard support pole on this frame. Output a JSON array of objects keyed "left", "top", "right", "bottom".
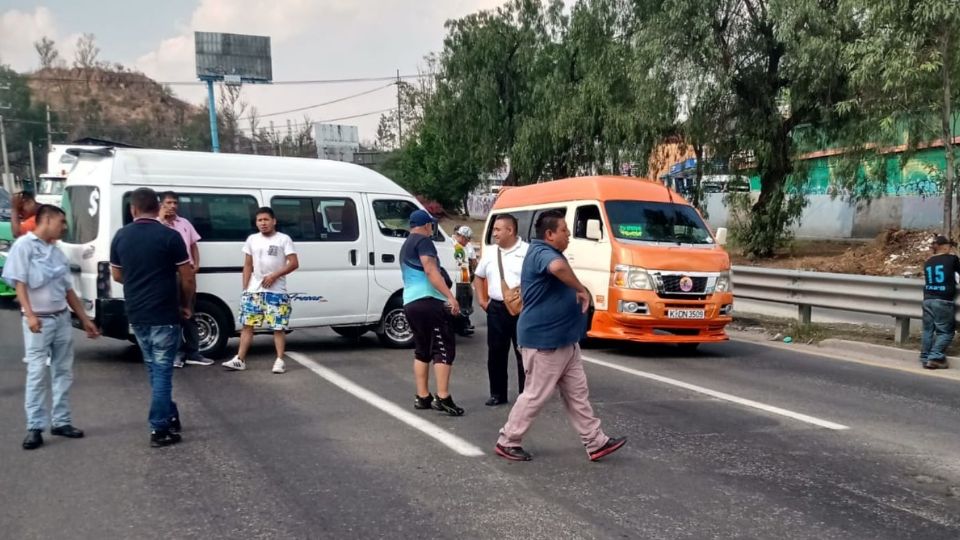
[{"left": 205, "top": 79, "right": 220, "bottom": 153}]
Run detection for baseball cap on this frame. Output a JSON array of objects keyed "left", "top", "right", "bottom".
[
  {"left": 409, "top": 209, "right": 438, "bottom": 227},
  {"left": 456, "top": 226, "right": 473, "bottom": 239},
  {"left": 933, "top": 234, "right": 957, "bottom": 246}
]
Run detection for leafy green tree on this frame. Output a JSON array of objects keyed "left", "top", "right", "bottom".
[{"left": 0, "top": 65, "right": 48, "bottom": 180}]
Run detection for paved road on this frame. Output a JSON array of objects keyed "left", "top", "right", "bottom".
[{"left": 2, "top": 303, "right": 959, "bottom": 539}]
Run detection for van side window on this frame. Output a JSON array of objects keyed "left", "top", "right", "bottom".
[
  {"left": 121, "top": 192, "right": 259, "bottom": 242},
  {"left": 271, "top": 196, "right": 360, "bottom": 242},
  {"left": 372, "top": 199, "right": 444, "bottom": 242},
  {"left": 573, "top": 205, "right": 603, "bottom": 240},
  {"left": 484, "top": 210, "right": 535, "bottom": 244},
  {"left": 530, "top": 207, "right": 567, "bottom": 240}
]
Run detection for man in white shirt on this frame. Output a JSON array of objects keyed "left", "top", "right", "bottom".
[
  {"left": 223, "top": 207, "right": 300, "bottom": 374},
  {"left": 474, "top": 214, "right": 529, "bottom": 406}
]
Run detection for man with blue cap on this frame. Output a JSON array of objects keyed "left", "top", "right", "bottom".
[{"left": 401, "top": 209, "right": 465, "bottom": 416}]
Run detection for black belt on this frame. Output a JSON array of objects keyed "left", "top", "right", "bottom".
[
  {"left": 25, "top": 309, "right": 69, "bottom": 319},
  {"left": 489, "top": 299, "right": 505, "bottom": 304}
]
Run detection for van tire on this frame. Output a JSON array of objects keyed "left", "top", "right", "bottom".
[
  {"left": 332, "top": 326, "right": 369, "bottom": 341},
  {"left": 377, "top": 298, "right": 414, "bottom": 349},
  {"left": 194, "top": 298, "right": 232, "bottom": 359}
]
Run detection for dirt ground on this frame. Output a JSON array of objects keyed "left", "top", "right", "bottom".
[{"left": 730, "top": 229, "right": 940, "bottom": 278}]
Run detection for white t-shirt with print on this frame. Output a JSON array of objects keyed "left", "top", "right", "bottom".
[{"left": 243, "top": 232, "right": 297, "bottom": 293}]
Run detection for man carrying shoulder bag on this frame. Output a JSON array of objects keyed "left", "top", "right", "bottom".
[{"left": 474, "top": 214, "right": 529, "bottom": 406}]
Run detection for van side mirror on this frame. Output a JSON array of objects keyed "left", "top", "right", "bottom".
[
  {"left": 586, "top": 219, "right": 603, "bottom": 241},
  {"left": 715, "top": 227, "right": 728, "bottom": 246}
]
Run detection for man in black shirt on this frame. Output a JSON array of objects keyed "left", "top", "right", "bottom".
[
  {"left": 111, "top": 188, "right": 196, "bottom": 446},
  {"left": 920, "top": 235, "right": 960, "bottom": 369}
]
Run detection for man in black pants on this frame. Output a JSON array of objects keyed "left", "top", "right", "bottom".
[
  {"left": 474, "top": 214, "right": 529, "bottom": 406},
  {"left": 921, "top": 235, "right": 960, "bottom": 369}
]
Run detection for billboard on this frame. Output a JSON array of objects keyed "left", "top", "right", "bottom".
[
  {"left": 195, "top": 32, "right": 272, "bottom": 82},
  {"left": 314, "top": 123, "right": 360, "bottom": 162}
]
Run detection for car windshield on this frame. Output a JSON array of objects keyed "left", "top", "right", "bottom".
[
  {"left": 39, "top": 178, "right": 66, "bottom": 195},
  {"left": 604, "top": 200, "right": 714, "bottom": 245}
]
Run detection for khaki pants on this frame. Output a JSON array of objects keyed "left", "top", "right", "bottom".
[{"left": 497, "top": 344, "right": 608, "bottom": 454}]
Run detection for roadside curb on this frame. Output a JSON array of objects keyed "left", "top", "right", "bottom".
[{"left": 729, "top": 330, "right": 960, "bottom": 382}]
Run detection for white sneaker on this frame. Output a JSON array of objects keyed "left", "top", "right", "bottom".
[
  {"left": 272, "top": 358, "right": 286, "bottom": 374},
  {"left": 222, "top": 357, "right": 246, "bottom": 371},
  {"left": 173, "top": 355, "right": 185, "bottom": 369}
]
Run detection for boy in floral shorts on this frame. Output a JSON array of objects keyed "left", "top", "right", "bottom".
[{"left": 223, "top": 207, "right": 300, "bottom": 374}]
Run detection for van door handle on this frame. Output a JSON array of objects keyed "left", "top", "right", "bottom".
[
  {"left": 382, "top": 254, "right": 395, "bottom": 263},
  {"left": 369, "top": 252, "right": 375, "bottom": 266},
  {"left": 349, "top": 250, "right": 358, "bottom": 266}
]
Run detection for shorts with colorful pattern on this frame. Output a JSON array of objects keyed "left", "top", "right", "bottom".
[{"left": 239, "top": 292, "right": 292, "bottom": 331}]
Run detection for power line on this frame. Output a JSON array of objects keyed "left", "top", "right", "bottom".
[
  {"left": 238, "top": 107, "right": 398, "bottom": 134},
  {"left": 243, "top": 83, "right": 394, "bottom": 121},
  {"left": 25, "top": 73, "right": 432, "bottom": 87}
]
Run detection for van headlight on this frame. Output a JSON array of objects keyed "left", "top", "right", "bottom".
[
  {"left": 715, "top": 271, "right": 732, "bottom": 293},
  {"left": 612, "top": 265, "right": 654, "bottom": 290}
]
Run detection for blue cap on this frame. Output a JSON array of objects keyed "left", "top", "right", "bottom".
[{"left": 409, "top": 209, "right": 437, "bottom": 227}]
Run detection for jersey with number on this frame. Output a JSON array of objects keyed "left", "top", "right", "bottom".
[{"left": 923, "top": 254, "right": 960, "bottom": 300}]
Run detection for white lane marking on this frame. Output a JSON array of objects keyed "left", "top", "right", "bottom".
[
  {"left": 287, "top": 351, "right": 485, "bottom": 457},
  {"left": 581, "top": 355, "right": 850, "bottom": 431}
]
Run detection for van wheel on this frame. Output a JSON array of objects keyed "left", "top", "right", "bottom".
[
  {"left": 332, "top": 326, "right": 368, "bottom": 340},
  {"left": 195, "top": 298, "right": 232, "bottom": 359},
  {"left": 377, "top": 299, "right": 414, "bottom": 349},
  {"left": 677, "top": 343, "right": 700, "bottom": 354}
]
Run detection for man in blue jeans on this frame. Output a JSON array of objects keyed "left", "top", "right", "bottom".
[
  {"left": 111, "top": 188, "right": 196, "bottom": 447},
  {"left": 920, "top": 234, "right": 960, "bottom": 370},
  {"left": 3, "top": 205, "right": 100, "bottom": 450}
]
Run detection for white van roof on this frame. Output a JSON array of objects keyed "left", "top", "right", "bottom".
[{"left": 85, "top": 148, "right": 408, "bottom": 195}]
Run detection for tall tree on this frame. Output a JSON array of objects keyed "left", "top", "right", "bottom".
[
  {"left": 638, "top": 0, "right": 858, "bottom": 256},
  {"left": 841, "top": 0, "right": 960, "bottom": 235},
  {"left": 74, "top": 33, "right": 100, "bottom": 70},
  {"left": 34, "top": 37, "right": 60, "bottom": 69}
]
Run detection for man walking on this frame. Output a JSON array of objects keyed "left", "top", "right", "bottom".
[
  {"left": 402, "top": 209, "right": 464, "bottom": 416},
  {"left": 495, "top": 210, "right": 626, "bottom": 462},
  {"left": 452, "top": 225, "right": 478, "bottom": 337},
  {"left": 111, "top": 188, "right": 196, "bottom": 448},
  {"left": 222, "top": 207, "right": 299, "bottom": 374},
  {"left": 3, "top": 204, "right": 99, "bottom": 450},
  {"left": 160, "top": 191, "right": 212, "bottom": 368},
  {"left": 920, "top": 234, "right": 960, "bottom": 369},
  {"left": 474, "top": 214, "right": 528, "bottom": 406}
]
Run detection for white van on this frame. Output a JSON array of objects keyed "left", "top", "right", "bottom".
[{"left": 59, "top": 148, "right": 457, "bottom": 357}]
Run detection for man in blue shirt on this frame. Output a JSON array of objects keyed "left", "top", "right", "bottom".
[
  {"left": 495, "top": 209, "right": 626, "bottom": 462},
  {"left": 111, "top": 188, "right": 196, "bottom": 448},
  {"left": 401, "top": 209, "right": 464, "bottom": 416},
  {"left": 3, "top": 204, "right": 99, "bottom": 450}
]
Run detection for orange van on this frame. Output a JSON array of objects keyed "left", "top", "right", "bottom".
[{"left": 482, "top": 176, "right": 733, "bottom": 351}]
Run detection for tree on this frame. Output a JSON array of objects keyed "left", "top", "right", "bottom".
[
  {"left": 0, "top": 65, "right": 48, "bottom": 179},
  {"left": 638, "top": 0, "right": 859, "bottom": 256},
  {"left": 34, "top": 37, "right": 60, "bottom": 69},
  {"left": 841, "top": 0, "right": 960, "bottom": 235},
  {"left": 74, "top": 33, "right": 100, "bottom": 69}
]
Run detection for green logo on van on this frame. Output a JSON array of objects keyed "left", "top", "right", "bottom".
[{"left": 618, "top": 224, "right": 644, "bottom": 238}]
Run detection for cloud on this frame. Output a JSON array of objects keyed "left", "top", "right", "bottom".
[{"left": 0, "top": 6, "right": 86, "bottom": 72}]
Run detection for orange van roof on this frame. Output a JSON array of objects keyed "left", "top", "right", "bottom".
[{"left": 492, "top": 176, "right": 689, "bottom": 209}]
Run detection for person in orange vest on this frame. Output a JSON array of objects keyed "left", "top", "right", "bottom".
[{"left": 12, "top": 191, "right": 39, "bottom": 238}]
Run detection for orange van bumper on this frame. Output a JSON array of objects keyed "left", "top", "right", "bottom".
[{"left": 587, "top": 289, "right": 734, "bottom": 344}]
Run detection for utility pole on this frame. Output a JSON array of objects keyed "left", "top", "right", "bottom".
[
  {"left": 286, "top": 119, "right": 293, "bottom": 157},
  {"left": 28, "top": 141, "right": 37, "bottom": 185},
  {"left": 46, "top": 105, "right": 53, "bottom": 149},
  {"left": 396, "top": 69, "right": 403, "bottom": 148},
  {"left": 271, "top": 121, "right": 281, "bottom": 157},
  {"left": 0, "top": 115, "right": 11, "bottom": 194},
  {"left": 250, "top": 117, "right": 258, "bottom": 154}
]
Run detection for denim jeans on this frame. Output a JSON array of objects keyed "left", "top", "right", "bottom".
[
  {"left": 21, "top": 311, "right": 75, "bottom": 431},
  {"left": 132, "top": 324, "right": 180, "bottom": 431},
  {"left": 920, "top": 298, "right": 956, "bottom": 363}
]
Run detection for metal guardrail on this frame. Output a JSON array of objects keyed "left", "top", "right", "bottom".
[{"left": 731, "top": 265, "right": 947, "bottom": 344}]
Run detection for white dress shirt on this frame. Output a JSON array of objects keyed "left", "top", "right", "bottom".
[{"left": 475, "top": 238, "right": 528, "bottom": 301}]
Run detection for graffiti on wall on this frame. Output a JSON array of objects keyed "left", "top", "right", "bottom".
[{"left": 467, "top": 193, "right": 497, "bottom": 219}]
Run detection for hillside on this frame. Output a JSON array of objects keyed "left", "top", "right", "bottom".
[{"left": 27, "top": 67, "right": 209, "bottom": 149}]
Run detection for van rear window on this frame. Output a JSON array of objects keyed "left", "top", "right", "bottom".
[{"left": 62, "top": 186, "right": 100, "bottom": 244}]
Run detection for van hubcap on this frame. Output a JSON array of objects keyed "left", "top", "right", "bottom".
[
  {"left": 384, "top": 308, "right": 411, "bottom": 344},
  {"left": 195, "top": 312, "right": 219, "bottom": 352}
]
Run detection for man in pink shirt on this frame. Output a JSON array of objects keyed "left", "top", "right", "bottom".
[{"left": 160, "top": 191, "right": 213, "bottom": 368}]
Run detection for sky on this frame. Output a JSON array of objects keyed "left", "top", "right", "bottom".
[{"left": 0, "top": 0, "right": 519, "bottom": 144}]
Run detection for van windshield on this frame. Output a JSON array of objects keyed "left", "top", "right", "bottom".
[
  {"left": 604, "top": 200, "right": 713, "bottom": 245},
  {"left": 39, "top": 177, "right": 66, "bottom": 195},
  {"left": 62, "top": 185, "right": 100, "bottom": 244}
]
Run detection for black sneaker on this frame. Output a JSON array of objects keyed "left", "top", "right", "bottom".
[
  {"left": 589, "top": 437, "right": 627, "bottom": 462},
  {"left": 432, "top": 395, "right": 465, "bottom": 416},
  {"left": 169, "top": 417, "right": 182, "bottom": 434},
  {"left": 926, "top": 360, "right": 949, "bottom": 370},
  {"left": 150, "top": 430, "right": 183, "bottom": 448},
  {"left": 414, "top": 394, "right": 434, "bottom": 410},
  {"left": 495, "top": 443, "right": 532, "bottom": 461}
]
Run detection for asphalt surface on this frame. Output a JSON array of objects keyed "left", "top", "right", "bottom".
[{"left": 2, "top": 301, "right": 960, "bottom": 539}]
